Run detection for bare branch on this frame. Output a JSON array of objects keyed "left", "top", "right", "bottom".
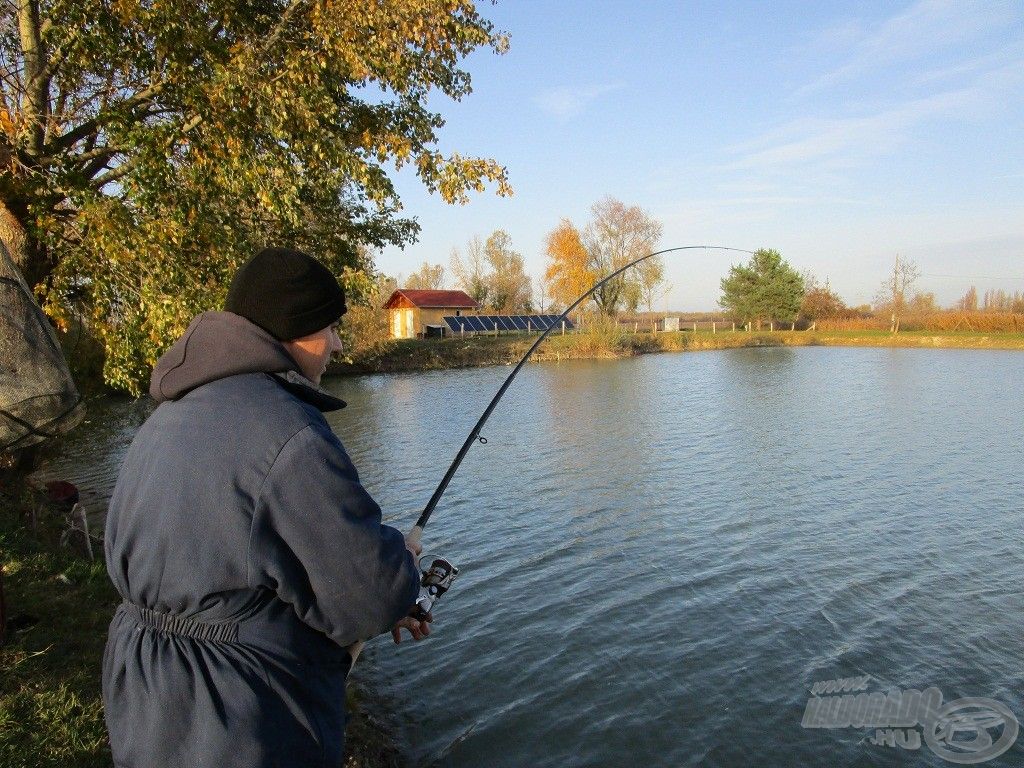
[
  {"left": 89, "top": 158, "right": 133, "bottom": 189},
  {"left": 49, "top": 80, "right": 164, "bottom": 153},
  {"left": 257, "top": 0, "right": 312, "bottom": 58},
  {"left": 88, "top": 107, "right": 201, "bottom": 189}
]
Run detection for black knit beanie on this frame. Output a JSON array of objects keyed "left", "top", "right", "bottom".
[{"left": 225, "top": 247, "right": 347, "bottom": 340}]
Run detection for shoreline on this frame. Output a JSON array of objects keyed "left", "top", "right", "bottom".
[{"left": 331, "top": 329, "right": 1024, "bottom": 377}]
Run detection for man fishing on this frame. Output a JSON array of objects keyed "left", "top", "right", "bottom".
[{"left": 102, "top": 246, "right": 431, "bottom": 767}]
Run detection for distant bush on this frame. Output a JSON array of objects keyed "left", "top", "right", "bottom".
[
  {"left": 911, "top": 312, "right": 1024, "bottom": 332},
  {"left": 819, "top": 312, "right": 1024, "bottom": 333},
  {"left": 817, "top": 316, "right": 888, "bottom": 331},
  {"left": 562, "top": 314, "right": 629, "bottom": 356}
]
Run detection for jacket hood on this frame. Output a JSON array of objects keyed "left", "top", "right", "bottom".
[{"left": 149, "top": 311, "right": 345, "bottom": 411}]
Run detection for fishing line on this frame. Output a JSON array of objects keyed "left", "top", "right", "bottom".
[{"left": 411, "top": 244, "right": 754, "bottom": 537}]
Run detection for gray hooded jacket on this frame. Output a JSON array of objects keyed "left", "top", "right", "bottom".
[{"left": 102, "top": 311, "right": 419, "bottom": 768}]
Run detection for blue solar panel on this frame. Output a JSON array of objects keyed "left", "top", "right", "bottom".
[{"left": 441, "top": 313, "right": 576, "bottom": 335}]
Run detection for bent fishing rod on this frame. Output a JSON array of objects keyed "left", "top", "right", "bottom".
[
  {"left": 402, "top": 244, "right": 754, "bottom": 621},
  {"left": 347, "top": 245, "right": 753, "bottom": 661}
]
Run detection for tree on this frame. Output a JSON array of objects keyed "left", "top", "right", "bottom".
[
  {"left": 719, "top": 248, "right": 803, "bottom": 328},
  {"left": 582, "top": 197, "right": 662, "bottom": 315},
  {"left": 874, "top": 255, "right": 920, "bottom": 333},
  {"left": 957, "top": 286, "right": 978, "bottom": 312},
  {"left": 636, "top": 255, "right": 668, "bottom": 314},
  {"left": 483, "top": 229, "right": 530, "bottom": 313},
  {"left": 450, "top": 236, "right": 489, "bottom": 306},
  {"left": 342, "top": 270, "right": 396, "bottom": 356},
  {"left": 543, "top": 218, "right": 593, "bottom": 312},
  {"left": 800, "top": 274, "right": 849, "bottom": 321},
  {"left": 907, "top": 291, "right": 936, "bottom": 313},
  {"left": 1, "top": 1, "right": 511, "bottom": 392},
  {"left": 534, "top": 274, "right": 553, "bottom": 314},
  {"left": 980, "top": 288, "right": 1024, "bottom": 312},
  {"left": 404, "top": 261, "right": 445, "bottom": 290}
]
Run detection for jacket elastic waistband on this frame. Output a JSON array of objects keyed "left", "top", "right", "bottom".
[{"left": 121, "top": 601, "right": 239, "bottom": 643}]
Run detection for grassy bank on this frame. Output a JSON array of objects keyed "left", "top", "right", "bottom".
[
  {"left": 332, "top": 328, "right": 1024, "bottom": 376},
  {"left": 0, "top": 485, "right": 404, "bottom": 768},
  {"left": 0, "top": 487, "right": 114, "bottom": 768}
]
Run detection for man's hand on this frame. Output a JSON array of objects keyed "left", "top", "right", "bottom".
[
  {"left": 392, "top": 611, "right": 433, "bottom": 644},
  {"left": 405, "top": 532, "right": 422, "bottom": 559}
]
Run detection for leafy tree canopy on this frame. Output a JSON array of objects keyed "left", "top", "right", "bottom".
[
  {"left": 543, "top": 218, "right": 592, "bottom": 311},
  {"left": 1, "top": 0, "right": 511, "bottom": 392},
  {"left": 582, "top": 197, "right": 661, "bottom": 316},
  {"left": 482, "top": 229, "right": 530, "bottom": 313},
  {"left": 719, "top": 248, "right": 803, "bottom": 327},
  {"left": 800, "top": 274, "right": 849, "bottom": 321},
  {"left": 403, "top": 261, "right": 445, "bottom": 290},
  {"left": 449, "top": 229, "right": 531, "bottom": 312},
  {"left": 543, "top": 198, "right": 662, "bottom": 317}
]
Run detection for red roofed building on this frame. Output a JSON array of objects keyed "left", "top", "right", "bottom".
[{"left": 382, "top": 289, "right": 479, "bottom": 339}]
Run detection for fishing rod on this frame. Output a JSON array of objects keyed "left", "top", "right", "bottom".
[
  {"left": 347, "top": 244, "right": 753, "bottom": 661},
  {"left": 403, "top": 244, "right": 754, "bottom": 621}
]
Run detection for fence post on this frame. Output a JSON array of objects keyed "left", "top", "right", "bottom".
[
  {"left": 791, "top": 322, "right": 795, "bottom": 331},
  {"left": 634, "top": 322, "right": 638, "bottom": 333},
  {"left": 770, "top": 321, "right": 774, "bottom": 332},
  {"left": 561, "top": 320, "right": 566, "bottom": 335},
  {"left": 712, "top": 322, "right": 716, "bottom": 334}
]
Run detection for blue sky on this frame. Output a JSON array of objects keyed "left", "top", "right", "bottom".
[{"left": 377, "top": 0, "right": 1024, "bottom": 310}]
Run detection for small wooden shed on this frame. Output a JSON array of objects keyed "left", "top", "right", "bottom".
[{"left": 383, "top": 289, "right": 479, "bottom": 339}]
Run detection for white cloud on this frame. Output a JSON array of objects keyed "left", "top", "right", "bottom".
[
  {"left": 535, "top": 82, "right": 624, "bottom": 121},
  {"left": 728, "top": 62, "right": 1023, "bottom": 172},
  {"left": 794, "top": 0, "right": 1019, "bottom": 99}
]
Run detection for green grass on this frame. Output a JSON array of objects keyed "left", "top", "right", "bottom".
[{"left": 0, "top": 492, "right": 117, "bottom": 768}]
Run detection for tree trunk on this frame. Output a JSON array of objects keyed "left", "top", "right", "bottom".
[
  {"left": 0, "top": 199, "right": 52, "bottom": 292},
  {"left": 0, "top": 200, "right": 29, "bottom": 275}
]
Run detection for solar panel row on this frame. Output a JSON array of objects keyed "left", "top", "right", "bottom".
[{"left": 442, "top": 315, "right": 576, "bottom": 335}]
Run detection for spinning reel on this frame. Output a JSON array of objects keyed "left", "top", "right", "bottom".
[{"left": 411, "top": 554, "right": 459, "bottom": 621}]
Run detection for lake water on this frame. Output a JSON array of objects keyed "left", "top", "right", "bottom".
[{"left": 48, "top": 347, "right": 1024, "bottom": 766}]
